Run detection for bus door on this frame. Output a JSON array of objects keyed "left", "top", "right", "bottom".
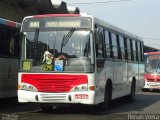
[{"left": 95, "top": 25, "right": 107, "bottom": 100}]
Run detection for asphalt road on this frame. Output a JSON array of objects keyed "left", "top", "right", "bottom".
[{"left": 0, "top": 91, "right": 160, "bottom": 120}]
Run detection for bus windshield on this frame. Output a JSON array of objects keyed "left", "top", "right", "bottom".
[
  {"left": 20, "top": 29, "right": 94, "bottom": 73},
  {"left": 145, "top": 54, "right": 160, "bottom": 73}
]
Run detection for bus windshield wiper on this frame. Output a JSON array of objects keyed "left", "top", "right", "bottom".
[
  {"left": 60, "top": 28, "right": 75, "bottom": 53},
  {"left": 33, "top": 29, "right": 39, "bottom": 59},
  {"left": 33, "top": 29, "right": 39, "bottom": 48}
]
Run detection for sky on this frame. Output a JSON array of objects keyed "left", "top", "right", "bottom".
[{"left": 63, "top": 0, "right": 160, "bottom": 49}]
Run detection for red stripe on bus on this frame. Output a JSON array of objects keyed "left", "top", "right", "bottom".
[
  {"left": 7, "top": 21, "right": 16, "bottom": 27},
  {"left": 145, "top": 52, "right": 160, "bottom": 55},
  {"left": 21, "top": 74, "right": 88, "bottom": 92},
  {"left": 33, "top": 14, "right": 80, "bottom": 18},
  {"left": 145, "top": 74, "right": 160, "bottom": 82}
]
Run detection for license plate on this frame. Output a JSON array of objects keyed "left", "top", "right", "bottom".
[{"left": 75, "top": 94, "right": 88, "bottom": 99}]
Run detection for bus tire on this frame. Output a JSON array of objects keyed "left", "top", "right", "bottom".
[
  {"left": 128, "top": 80, "right": 136, "bottom": 102},
  {"left": 98, "top": 84, "right": 111, "bottom": 112},
  {"left": 142, "top": 88, "right": 150, "bottom": 92}
]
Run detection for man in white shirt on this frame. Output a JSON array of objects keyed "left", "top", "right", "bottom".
[{"left": 43, "top": 50, "right": 65, "bottom": 64}]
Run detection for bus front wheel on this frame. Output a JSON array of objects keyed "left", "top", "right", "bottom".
[
  {"left": 98, "top": 85, "right": 111, "bottom": 112},
  {"left": 127, "top": 81, "right": 136, "bottom": 102}
]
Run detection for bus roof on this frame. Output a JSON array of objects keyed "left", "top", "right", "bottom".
[
  {"left": 144, "top": 52, "right": 160, "bottom": 55},
  {"left": 93, "top": 16, "right": 143, "bottom": 42},
  {"left": 32, "top": 14, "right": 80, "bottom": 18},
  {"left": 0, "top": 18, "right": 21, "bottom": 28},
  {"left": 23, "top": 13, "right": 143, "bottom": 42}
]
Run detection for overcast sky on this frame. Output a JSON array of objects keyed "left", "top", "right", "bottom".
[{"left": 63, "top": 0, "right": 160, "bottom": 49}]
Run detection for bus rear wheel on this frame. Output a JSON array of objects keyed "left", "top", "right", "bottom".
[{"left": 127, "top": 81, "right": 136, "bottom": 102}]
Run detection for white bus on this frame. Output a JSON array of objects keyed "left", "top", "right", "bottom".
[
  {"left": 0, "top": 18, "right": 21, "bottom": 98},
  {"left": 18, "top": 13, "right": 144, "bottom": 111}
]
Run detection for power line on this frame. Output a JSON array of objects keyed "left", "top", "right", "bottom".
[
  {"left": 143, "top": 37, "right": 160, "bottom": 40},
  {"left": 144, "top": 43, "right": 160, "bottom": 45},
  {"left": 67, "top": 0, "right": 155, "bottom": 5}
]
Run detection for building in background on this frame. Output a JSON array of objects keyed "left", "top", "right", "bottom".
[{"left": 0, "top": 0, "right": 73, "bottom": 23}]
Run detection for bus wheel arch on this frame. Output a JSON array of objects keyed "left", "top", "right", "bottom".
[
  {"left": 128, "top": 77, "right": 136, "bottom": 102},
  {"left": 106, "top": 79, "right": 112, "bottom": 101},
  {"left": 98, "top": 79, "right": 112, "bottom": 112}
]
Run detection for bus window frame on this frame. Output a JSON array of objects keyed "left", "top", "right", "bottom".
[{"left": 95, "top": 25, "right": 105, "bottom": 58}]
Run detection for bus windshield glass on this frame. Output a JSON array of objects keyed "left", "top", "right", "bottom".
[
  {"left": 145, "top": 54, "right": 160, "bottom": 73},
  {"left": 20, "top": 29, "right": 93, "bottom": 73}
]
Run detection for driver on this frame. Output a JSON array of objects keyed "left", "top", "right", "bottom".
[{"left": 43, "top": 50, "right": 65, "bottom": 64}]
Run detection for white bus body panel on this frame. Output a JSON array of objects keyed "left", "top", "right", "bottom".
[{"left": 95, "top": 60, "right": 143, "bottom": 101}]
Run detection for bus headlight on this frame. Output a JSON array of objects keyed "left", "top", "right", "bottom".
[
  {"left": 18, "top": 83, "right": 38, "bottom": 92},
  {"left": 71, "top": 84, "right": 88, "bottom": 92}
]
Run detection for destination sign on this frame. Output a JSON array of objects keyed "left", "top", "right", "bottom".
[
  {"left": 148, "top": 55, "right": 160, "bottom": 60},
  {"left": 22, "top": 17, "right": 91, "bottom": 32},
  {"left": 45, "top": 21, "right": 81, "bottom": 28}
]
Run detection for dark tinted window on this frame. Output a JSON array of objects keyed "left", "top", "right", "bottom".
[{"left": 0, "top": 24, "right": 20, "bottom": 58}]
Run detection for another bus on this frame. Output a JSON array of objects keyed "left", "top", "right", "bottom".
[
  {"left": 144, "top": 52, "right": 160, "bottom": 90},
  {"left": 18, "top": 13, "right": 144, "bottom": 111},
  {"left": 0, "top": 18, "right": 21, "bottom": 98}
]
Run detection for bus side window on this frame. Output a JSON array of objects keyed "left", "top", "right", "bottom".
[
  {"left": 104, "top": 30, "right": 111, "bottom": 58},
  {"left": 130, "top": 39, "right": 134, "bottom": 61},
  {"left": 0, "top": 25, "right": 10, "bottom": 57},
  {"left": 137, "top": 42, "right": 141, "bottom": 62},
  {"left": 117, "top": 34, "right": 122, "bottom": 60},
  {"left": 132, "top": 40, "right": 136, "bottom": 61},
  {"left": 111, "top": 32, "right": 118, "bottom": 59},
  {"left": 119, "top": 35, "right": 125, "bottom": 60},
  {"left": 10, "top": 32, "right": 20, "bottom": 58},
  {"left": 95, "top": 26, "right": 104, "bottom": 58},
  {"left": 140, "top": 42, "right": 144, "bottom": 62},
  {"left": 135, "top": 41, "right": 138, "bottom": 61},
  {"left": 126, "top": 38, "right": 131, "bottom": 61},
  {"left": 124, "top": 37, "right": 128, "bottom": 60}
]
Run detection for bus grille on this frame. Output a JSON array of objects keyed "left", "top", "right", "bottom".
[
  {"left": 40, "top": 93, "right": 67, "bottom": 101},
  {"left": 21, "top": 74, "right": 88, "bottom": 92}
]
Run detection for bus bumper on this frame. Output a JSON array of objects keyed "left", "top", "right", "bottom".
[
  {"left": 18, "top": 90, "right": 95, "bottom": 105},
  {"left": 143, "top": 81, "right": 160, "bottom": 90}
]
